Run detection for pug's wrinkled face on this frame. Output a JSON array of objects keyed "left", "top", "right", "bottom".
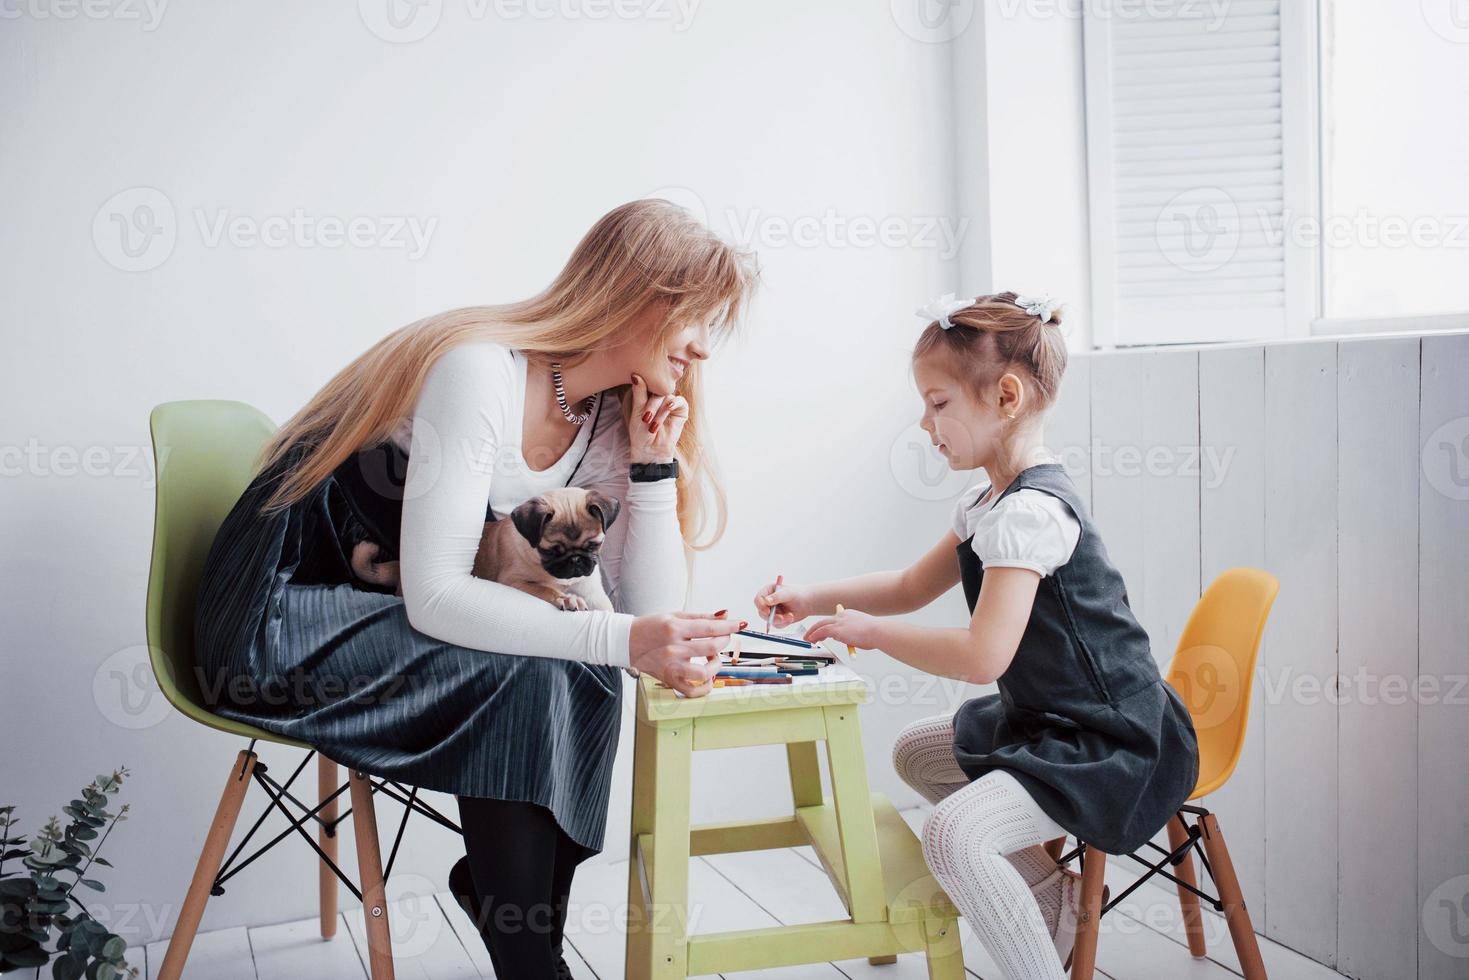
[{"left": 510, "top": 488, "right": 621, "bottom": 581}]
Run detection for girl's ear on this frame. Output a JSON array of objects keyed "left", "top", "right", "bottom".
[{"left": 997, "top": 372, "right": 1026, "bottom": 419}]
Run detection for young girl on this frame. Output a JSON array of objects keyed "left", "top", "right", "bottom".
[{"left": 753, "top": 292, "right": 1199, "bottom": 979}]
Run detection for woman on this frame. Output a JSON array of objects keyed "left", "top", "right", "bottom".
[{"left": 193, "top": 200, "right": 757, "bottom": 978}]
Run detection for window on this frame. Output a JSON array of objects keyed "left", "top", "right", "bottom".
[
  {"left": 1320, "top": 1, "right": 1469, "bottom": 321},
  {"left": 1082, "top": 1, "right": 1467, "bottom": 346}
]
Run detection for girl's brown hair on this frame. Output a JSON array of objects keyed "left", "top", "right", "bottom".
[
  {"left": 256, "top": 199, "right": 758, "bottom": 550},
  {"left": 912, "top": 291, "right": 1068, "bottom": 416}
]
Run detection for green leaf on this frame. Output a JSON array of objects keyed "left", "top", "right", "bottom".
[
  {"left": 52, "top": 951, "right": 84, "bottom": 980},
  {"left": 90, "top": 858, "right": 112, "bottom": 869},
  {"left": 100, "top": 937, "right": 124, "bottom": 960},
  {"left": 5, "top": 943, "right": 49, "bottom": 967},
  {"left": 80, "top": 880, "right": 104, "bottom": 892},
  {"left": 71, "top": 829, "right": 99, "bottom": 843},
  {"left": 0, "top": 878, "right": 36, "bottom": 897},
  {"left": 97, "top": 963, "right": 118, "bottom": 980}
]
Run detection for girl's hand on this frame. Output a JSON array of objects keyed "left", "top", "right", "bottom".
[
  {"left": 628, "top": 373, "right": 686, "bottom": 465},
  {"left": 803, "top": 607, "right": 882, "bottom": 651},
  {"left": 753, "top": 580, "right": 813, "bottom": 629},
  {"left": 629, "top": 611, "right": 742, "bottom": 698}
]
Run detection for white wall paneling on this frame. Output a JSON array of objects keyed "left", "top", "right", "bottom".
[
  {"left": 1335, "top": 337, "right": 1420, "bottom": 978},
  {"left": 1197, "top": 344, "right": 1268, "bottom": 923},
  {"left": 1415, "top": 333, "right": 1469, "bottom": 980},
  {"left": 1260, "top": 339, "right": 1339, "bottom": 965},
  {"left": 1088, "top": 349, "right": 1202, "bottom": 666}
]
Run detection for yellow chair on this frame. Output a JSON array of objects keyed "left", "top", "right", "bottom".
[
  {"left": 147, "top": 400, "right": 454, "bottom": 980},
  {"left": 1067, "top": 567, "right": 1280, "bottom": 979}
]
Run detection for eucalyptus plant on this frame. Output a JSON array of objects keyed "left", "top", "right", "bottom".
[{"left": 0, "top": 770, "right": 138, "bottom": 979}]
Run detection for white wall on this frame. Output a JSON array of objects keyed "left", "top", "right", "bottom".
[
  {"left": 0, "top": 0, "right": 975, "bottom": 945},
  {"left": 952, "top": 0, "right": 1094, "bottom": 347}
]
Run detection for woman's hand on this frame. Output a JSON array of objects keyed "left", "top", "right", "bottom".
[
  {"left": 629, "top": 611, "right": 743, "bottom": 697},
  {"left": 628, "top": 374, "right": 686, "bottom": 465},
  {"left": 803, "top": 607, "right": 882, "bottom": 651},
  {"left": 752, "top": 580, "right": 814, "bottom": 629}
]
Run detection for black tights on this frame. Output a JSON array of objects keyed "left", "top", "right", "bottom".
[{"left": 454, "top": 797, "right": 593, "bottom": 979}]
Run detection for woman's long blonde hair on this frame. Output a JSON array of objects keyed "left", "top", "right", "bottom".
[{"left": 257, "top": 199, "right": 758, "bottom": 549}]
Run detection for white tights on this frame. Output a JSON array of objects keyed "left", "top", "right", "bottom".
[{"left": 894, "top": 714, "right": 1072, "bottom": 980}]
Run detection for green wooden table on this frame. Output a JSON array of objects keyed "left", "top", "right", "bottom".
[{"left": 624, "top": 672, "right": 964, "bottom": 978}]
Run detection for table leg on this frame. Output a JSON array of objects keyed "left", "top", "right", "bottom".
[
  {"left": 822, "top": 705, "right": 885, "bottom": 923},
  {"left": 924, "top": 915, "right": 965, "bottom": 979},
  {"left": 787, "top": 741, "right": 824, "bottom": 809},
  {"left": 646, "top": 721, "right": 692, "bottom": 979},
  {"left": 626, "top": 718, "right": 657, "bottom": 980}
]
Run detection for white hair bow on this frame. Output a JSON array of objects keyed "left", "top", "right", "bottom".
[
  {"left": 915, "top": 292, "right": 971, "bottom": 330},
  {"left": 1015, "top": 293, "right": 1058, "bottom": 322}
]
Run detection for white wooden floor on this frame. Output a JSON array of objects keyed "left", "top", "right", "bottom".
[{"left": 134, "top": 810, "right": 1346, "bottom": 980}]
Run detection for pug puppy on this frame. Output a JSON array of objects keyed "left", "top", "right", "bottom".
[
  {"left": 473, "top": 487, "right": 620, "bottom": 612},
  {"left": 350, "top": 487, "right": 620, "bottom": 612}
]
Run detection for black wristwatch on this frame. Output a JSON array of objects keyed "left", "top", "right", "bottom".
[{"left": 629, "top": 460, "right": 679, "bottom": 483}]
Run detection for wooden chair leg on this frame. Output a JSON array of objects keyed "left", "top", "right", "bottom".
[
  {"left": 157, "top": 750, "right": 257, "bottom": 980},
  {"left": 1198, "top": 814, "right": 1266, "bottom": 980},
  {"left": 1168, "top": 815, "right": 1207, "bottom": 957},
  {"left": 350, "top": 770, "right": 396, "bottom": 980},
  {"left": 868, "top": 954, "right": 898, "bottom": 965},
  {"left": 318, "top": 755, "right": 340, "bottom": 939},
  {"left": 1069, "top": 845, "right": 1106, "bottom": 979},
  {"left": 1044, "top": 836, "right": 1067, "bottom": 863}
]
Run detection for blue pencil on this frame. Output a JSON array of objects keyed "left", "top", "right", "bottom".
[
  {"left": 718, "top": 667, "right": 818, "bottom": 679},
  {"left": 736, "top": 628, "right": 817, "bottom": 649}
]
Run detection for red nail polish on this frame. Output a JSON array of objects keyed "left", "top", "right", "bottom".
[
  {"left": 739, "top": 620, "right": 749, "bottom": 630},
  {"left": 642, "top": 411, "right": 652, "bottom": 422},
  {"left": 714, "top": 609, "right": 728, "bottom": 617}
]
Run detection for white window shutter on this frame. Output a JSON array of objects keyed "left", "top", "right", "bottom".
[{"left": 1083, "top": 0, "right": 1317, "bottom": 347}]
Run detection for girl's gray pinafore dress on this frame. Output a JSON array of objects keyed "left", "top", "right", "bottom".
[
  {"left": 192, "top": 399, "right": 622, "bottom": 852},
  {"left": 950, "top": 463, "right": 1199, "bottom": 855}
]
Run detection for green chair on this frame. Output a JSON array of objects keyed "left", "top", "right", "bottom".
[{"left": 146, "top": 400, "right": 451, "bottom": 980}]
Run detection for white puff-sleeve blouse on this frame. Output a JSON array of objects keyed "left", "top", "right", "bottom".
[
  {"left": 951, "top": 481, "right": 1082, "bottom": 578},
  {"left": 394, "top": 341, "right": 688, "bottom": 669}
]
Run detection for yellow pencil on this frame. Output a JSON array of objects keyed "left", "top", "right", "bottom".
[{"left": 835, "top": 604, "right": 856, "bottom": 657}]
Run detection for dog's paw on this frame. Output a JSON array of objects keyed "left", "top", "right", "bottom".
[{"left": 555, "top": 593, "right": 589, "bottom": 611}]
